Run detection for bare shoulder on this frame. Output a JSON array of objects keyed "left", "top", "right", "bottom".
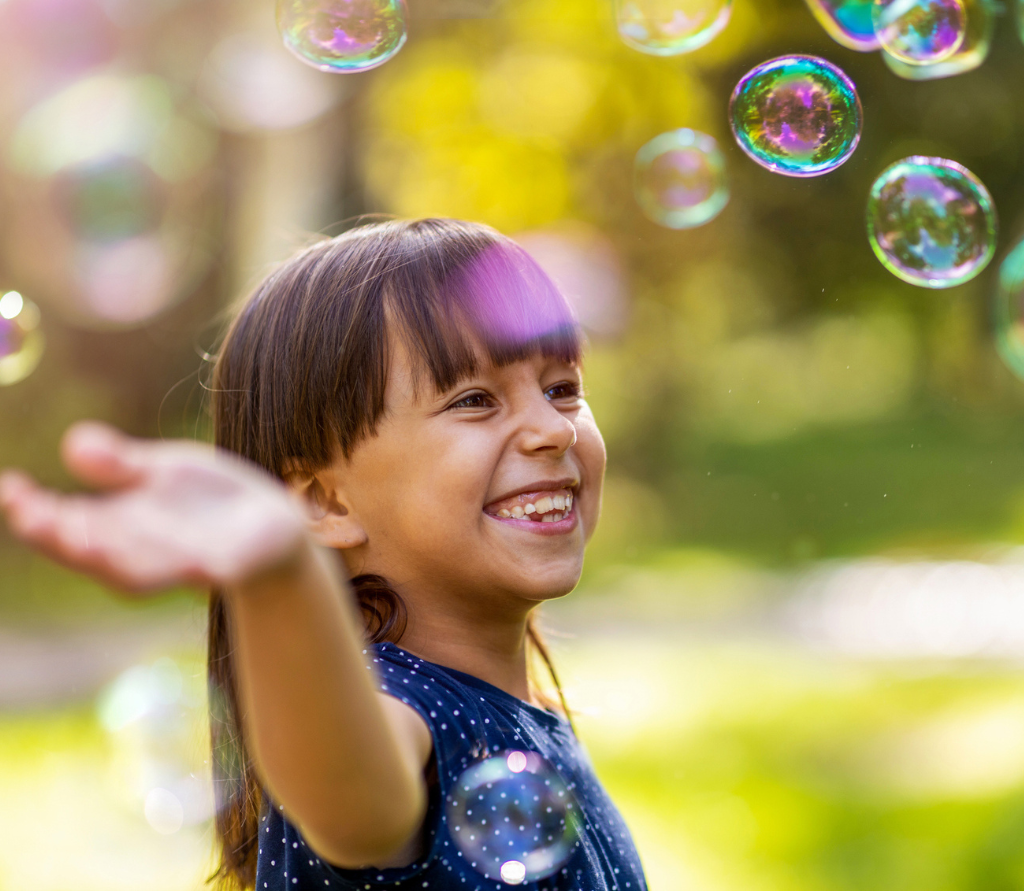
[{"left": 377, "top": 692, "right": 434, "bottom": 770}]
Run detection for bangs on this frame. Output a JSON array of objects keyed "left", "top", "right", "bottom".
[{"left": 386, "top": 237, "right": 584, "bottom": 395}]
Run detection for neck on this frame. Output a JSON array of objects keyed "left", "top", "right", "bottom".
[{"left": 395, "top": 600, "right": 534, "bottom": 704}]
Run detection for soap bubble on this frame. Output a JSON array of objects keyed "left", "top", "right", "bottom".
[
  {"left": 447, "top": 750, "right": 580, "bottom": 883},
  {"left": 276, "top": 0, "right": 408, "bottom": 72},
  {"left": 633, "top": 129, "right": 728, "bottom": 229},
  {"left": 993, "top": 240, "right": 1024, "bottom": 380},
  {"left": 0, "top": 291, "right": 44, "bottom": 387},
  {"left": 97, "top": 657, "right": 214, "bottom": 832},
  {"left": 614, "top": 0, "right": 732, "bottom": 55},
  {"left": 873, "top": 0, "right": 966, "bottom": 65},
  {"left": 729, "top": 55, "right": 862, "bottom": 177},
  {"left": 199, "top": 32, "right": 343, "bottom": 132},
  {"left": 866, "top": 156, "right": 996, "bottom": 288},
  {"left": 804, "top": 0, "right": 880, "bottom": 51},
  {"left": 4, "top": 73, "right": 220, "bottom": 329},
  {"left": 54, "top": 158, "right": 165, "bottom": 243},
  {"left": 882, "top": 0, "right": 992, "bottom": 79}
]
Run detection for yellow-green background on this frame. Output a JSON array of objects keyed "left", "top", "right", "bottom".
[{"left": 5, "top": 0, "right": 1024, "bottom": 888}]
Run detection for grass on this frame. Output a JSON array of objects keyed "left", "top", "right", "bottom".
[{"left": 5, "top": 632, "right": 1024, "bottom": 891}]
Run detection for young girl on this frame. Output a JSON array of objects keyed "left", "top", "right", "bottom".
[{"left": 0, "top": 218, "right": 647, "bottom": 891}]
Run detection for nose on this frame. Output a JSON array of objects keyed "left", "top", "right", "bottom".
[{"left": 518, "top": 399, "right": 577, "bottom": 456}]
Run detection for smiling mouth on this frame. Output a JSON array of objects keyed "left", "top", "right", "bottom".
[{"left": 483, "top": 488, "right": 575, "bottom": 523}]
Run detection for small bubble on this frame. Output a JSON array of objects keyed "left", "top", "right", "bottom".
[
  {"left": 866, "top": 156, "right": 996, "bottom": 288},
  {"left": 614, "top": 0, "right": 732, "bottom": 55},
  {"left": 276, "top": 0, "right": 407, "bottom": 72},
  {"left": 729, "top": 55, "right": 862, "bottom": 177},
  {"left": 882, "top": 0, "right": 993, "bottom": 79},
  {"left": 993, "top": 239, "right": 1024, "bottom": 381},
  {"left": 0, "top": 292, "right": 44, "bottom": 387},
  {"left": 633, "top": 129, "right": 728, "bottom": 229},
  {"left": 873, "top": 0, "right": 966, "bottom": 65}
]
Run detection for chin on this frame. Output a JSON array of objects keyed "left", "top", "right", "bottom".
[{"left": 511, "top": 561, "right": 583, "bottom": 603}]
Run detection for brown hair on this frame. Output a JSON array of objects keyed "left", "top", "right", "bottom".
[{"left": 206, "top": 218, "right": 582, "bottom": 890}]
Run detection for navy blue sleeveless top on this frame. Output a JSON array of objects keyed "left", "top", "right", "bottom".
[{"left": 255, "top": 642, "right": 647, "bottom": 891}]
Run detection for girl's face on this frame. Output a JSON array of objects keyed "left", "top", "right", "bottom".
[{"left": 327, "top": 336, "right": 605, "bottom": 616}]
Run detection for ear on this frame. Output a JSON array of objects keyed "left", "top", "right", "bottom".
[{"left": 282, "top": 462, "right": 368, "bottom": 551}]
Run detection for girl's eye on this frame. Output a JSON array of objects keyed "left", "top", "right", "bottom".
[
  {"left": 546, "top": 381, "right": 583, "bottom": 401},
  {"left": 448, "top": 391, "right": 493, "bottom": 410}
]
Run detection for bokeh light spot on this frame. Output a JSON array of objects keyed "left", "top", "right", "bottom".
[
  {"left": 634, "top": 129, "right": 728, "bottom": 229},
  {"left": 615, "top": 0, "right": 732, "bottom": 55},
  {"left": 873, "top": 0, "right": 966, "bottom": 65},
  {"left": 276, "top": 0, "right": 408, "bottom": 73},
  {"left": 728, "top": 55, "right": 862, "bottom": 177},
  {"left": 866, "top": 156, "right": 996, "bottom": 289},
  {"left": 447, "top": 750, "right": 579, "bottom": 883}
]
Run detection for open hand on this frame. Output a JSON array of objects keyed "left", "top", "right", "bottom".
[{"left": 0, "top": 422, "right": 309, "bottom": 592}]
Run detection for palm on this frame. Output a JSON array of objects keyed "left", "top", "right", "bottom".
[{"left": 0, "top": 424, "right": 307, "bottom": 592}]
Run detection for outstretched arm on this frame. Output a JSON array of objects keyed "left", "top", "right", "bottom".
[{"left": 0, "top": 422, "right": 431, "bottom": 867}]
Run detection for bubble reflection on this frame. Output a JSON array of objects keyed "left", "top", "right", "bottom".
[
  {"left": 866, "top": 156, "right": 996, "bottom": 289},
  {"left": 873, "top": 0, "right": 966, "bottom": 66},
  {"left": 729, "top": 55, "right": 862, "bottom": 177},
  {"left": 0, "top": 291, "right": 44, "bottom": 387},
  {"left": 276, "top": 0, "right": 408, "bottom": 72},
  {"left": 614, "top": 0, "right": 732, "bottom": 55},
  {"left": 633, "top": 129, "right": 728, "bottom": 229},
  {"left": 447, "top": 750, "right": 579, "bottom": 883},
  {"left": 803, "top": 0, "right": 881, "bottom": 51}
]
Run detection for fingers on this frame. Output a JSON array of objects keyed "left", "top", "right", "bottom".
[
  {"left": 60, "top": 422, "right": 146, "bottom": 491},
  {"left": 0, "top": 469, "right": 34, "bottom": 512},
  {"left": 0, "top": 478, "right": 175, "bottom": 593}
]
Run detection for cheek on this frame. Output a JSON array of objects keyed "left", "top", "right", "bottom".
[{"left": 373, "top": 429, "right": 498, "bottom": 523}]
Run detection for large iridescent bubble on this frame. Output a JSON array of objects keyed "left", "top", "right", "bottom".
[
  {"left": 0, "top": 291, "right": 44, "bottom": 387},
  {"left": 866, "top": 157, "right": 996, "bottom": 288},
  {"left": 447, "top": 750, "right": 580, "bottom": 884},
  {"left": 729, "top": 55, "right": 862, "bottom": 177},
  {"left": 615, "top": 0, "right": 732, "bottom": 55},
  {"left": 873, "top": 0, "right": 966, "bottom": 65},
  {"left": 993, "top": 240, "right": 1024, "bottom": 381},
  {"left": 883, "top": 0, "right": 993, "bottom": 79},
  {"left": 633, "top": 129, "right": 728, "bottom": 229},
  {"left": 804, "top": 0, "right": 881, "bottom": 50},
  {"left": 276, "top": 0, "right": 407, "bottom": 72}
]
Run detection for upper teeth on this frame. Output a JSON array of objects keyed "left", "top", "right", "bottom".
[{"left": 494, "top": 490, "right": 573, "bottom": 520}]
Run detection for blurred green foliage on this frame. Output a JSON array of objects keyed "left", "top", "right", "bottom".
[{"left": 4, "top": 0, "right": 1024, "bottom": 591}]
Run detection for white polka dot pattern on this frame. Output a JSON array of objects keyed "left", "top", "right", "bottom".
[{"left": 254, "top": 643, "right": 647, "bottom": 891}]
